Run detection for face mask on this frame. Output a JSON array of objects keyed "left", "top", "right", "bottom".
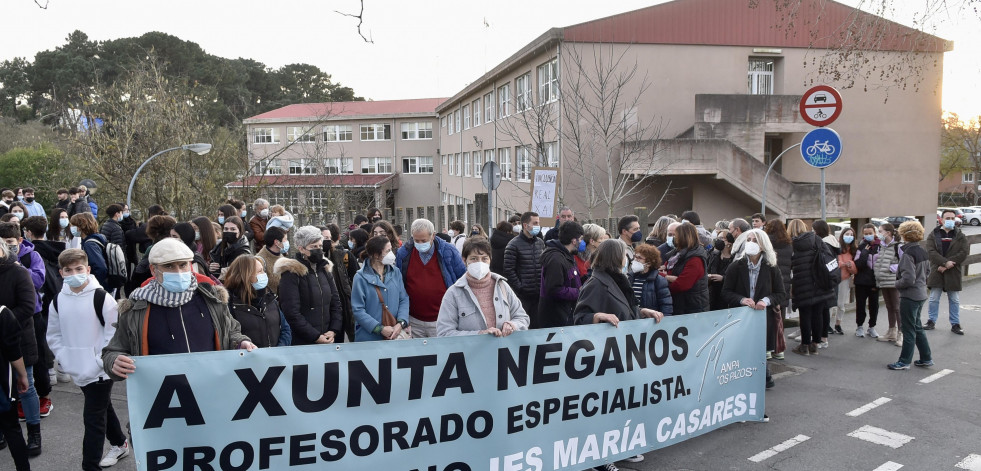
[
  {"left": 241, "top": 211, "right": 247, "bottom": 218},
  {"left": 943, "top": 220, "right": 955, "bottom": 230},
  {"left": 630, "top": 260, "right": 646, "bottom": 273},
  {"left": 223, "top": 231, "right": 238, "bottom": 241},
  {"left": 467, "top": 261, "right": 490, "bottom": 279},
  {"left": 24, "top": 197, "right": 34, "bottom": 204},
  {"left": 864, "top": 234, "right": 875, "bottom": 242},
  {"left": 308, "top": 248, "right": 325, "bottom": 264},
  {"left": 382, "top": 252, "right": 397, "bottom": 266},
  {"left": 70, "top": 226, "right": 79, "bottom": 237},
  {"left": 282, "top": 240, "right": 290, "bottom": 253},
  {"left": 744, "top": 241, "right": 761, "bottom": 256},
  {"left": 60, "top": 218, "right": 69, "bottom": 228},
  {"left": 713, "top": 239, "right": 725, "bottom": 251},
  {"left": 578, "top": 240, "right": 587, "bottom": 253},
  {"left": 622, "top": 261, "right": 629, "bottom": 275},
  {"left": 843, "top": 235, "right": 855, "bottom": 244},
  {"left": 666, "top": 235, "right": 675, "bottom": 248},
  {"left": 530, "top": 225, "right": 541, "bottom": 236},
  {"left": 194, "top": 231, "right": 201, "bottom": 241},
  {"left": 447, "top": 230, "right": 456, "bottom": 237},
  {"left": 513, "top": 224, "right": 522, "bottom": 234},
  {"left": 470, "top": 230, "right": 479, "bottom": 236},
  {"left": 217, "top": 216, "right": 225, "bottom": 225},
  {"left": 415, "top": 241, "right": 432, "bottom": 253},
  {"left": 631, "top": 231, "right": 643, "bottom": 243},
  {"left": 64, "top": 273, "right": 88, "bottom": 288},
  {"left": 123, "top": 212, "right": 130, "bottom": 219},
  {"left": 372, "top": 216, "right": 382, "bottom": 222},
  {"left": 260, "top": 209, "right": 269, "bottom": 218},
  {"left": 11, "top": 211, "right": 23, "bottom": 218},
  {"left": 7, "top": 244, "right": 19, "bottom": 255},
  {"left": 252, "top": 273, "right": 269, "bottom": 290},
  {"left": 726, "top": 232, "right": 735, "bottom": 244},
  {"left": 160, "top": 271, "right": 193, "bottom": 293}
]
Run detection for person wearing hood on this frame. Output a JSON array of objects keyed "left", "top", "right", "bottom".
[
  {"left": 351, "top": 236, "right": 409, "bottom": 341},
  {"left": 924, "top": 209, "right": 969, "bottom": 335},
  {"left": 664, "top": 222, "right": 710, "bottom": 315},
  {"left": 209, "top": 216, "right": 252, "bottom": 280},
  {"left": 788, "top": 219, "right": 836, "bottom": 355},
  {"left": 274, "top": 226, "right": 343, "bottom": 345},
  {"left": 503, "top": 212, "right": 545, "bottom": 326},
  {"left": 489, "top": 220, "right": 516, "bottom": 276},
  {"left": 396, "top": 219, "right": 467, "bottom": 338},
  {"left": 47, "top": 249, "right": 130, "bottom": 469},
  {"left": 539, "top": 221, "right": 584, "bottom": 328}
]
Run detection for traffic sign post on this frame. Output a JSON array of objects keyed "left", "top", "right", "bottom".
[
  {"left": 799, "top": 85, "right": 843, "bottom": 127},
  {"left": 801, "top": 127, "right": 842, "bottom": 219}
]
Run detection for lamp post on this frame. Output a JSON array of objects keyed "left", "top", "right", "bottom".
[
  {"left": 126, "top": 143, "right": 212, "bottom": 211},
  {"left": 760, "top": 143, "right": 801, "bottom": 217}
]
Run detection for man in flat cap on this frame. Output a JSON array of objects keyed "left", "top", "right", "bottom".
[{"left": 102, "top": 238, "right": 255, "bottom": 381}]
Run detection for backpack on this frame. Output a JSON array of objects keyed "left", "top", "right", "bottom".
[
  {"left": 87, "top": 238, "right": 128, "bottom": 289},
  {"left": 52, "top": 288, "right": 108, "bottom": 326},
  {"left": 812, "top": 237, "right": 841, "bottom": 291},
  {"left": 21, "top": 253, "right": 64, "bottom": 302}
]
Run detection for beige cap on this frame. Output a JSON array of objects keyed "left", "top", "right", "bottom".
[{"left": 148, "top": 237, "right": 194, "bottom": 265}]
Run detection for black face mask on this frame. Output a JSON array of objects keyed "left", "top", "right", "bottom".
[
  {"left": 372, "top": 216, "right": 381, "bottom": 222},
  {"left": 24, "top": 197, "right": 34, "bottom": 204},
  {"left": 323, "top": 240, "right": 333, "bottom": 254},
  {"left": 222, "top": 231, "right": 238, "bottom": 242},
  {"left": 308, "top": 248, "right": 325, "bottom": 264},
  {"left": 714, "top": 239, "right": 726, "bottom": 251},
  {"left": 726, "top": 232, "right": 735, "bottom": 244},
  {"left": 470, "top": 230, "right": 479, "bottom": 236}
]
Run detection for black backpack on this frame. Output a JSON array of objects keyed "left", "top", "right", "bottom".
[
  {"left": 52, "top": 288, "right": 108, "bottom": 327},
  {"left": 812, "top": 237, "right": 841, "bottom": 291},
  {"left": 21, "top": 253, "right": 63, "bottom": 301}
]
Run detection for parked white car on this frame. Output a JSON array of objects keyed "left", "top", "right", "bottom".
[{"left": 960, "top": 207, "right": 981, "bottom": 226}]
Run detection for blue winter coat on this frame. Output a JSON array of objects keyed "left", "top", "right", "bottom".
[
  {"left": 81, "top": 233, "right": 109, "bottom": 287},
  {"left": 352, "top": 262, "right": 410, "bottom": 341},
  {"left": 395, "top": 237, "right": 467, "bottom": 289},
  {"left": 628, "top": 269, "right": 674, "bottom": 315}
]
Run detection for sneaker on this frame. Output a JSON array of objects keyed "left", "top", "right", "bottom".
[
  {"left": 762, "top": 414, "right": 770, "bottom": 423},
  {"left": 855, "top": 327, "right": 865, "bottom": 337},
  {"left": 766, "top": 379, "right": 775, "bottom": 389},
  {"left": 100, "top": 440, "right": 130, "bottom": 467},
  {"left": 594, "top": 464, "right": 620, "bottom": 471},
  {"left": 952, "top": 324, "right": 964, "bottom": 335},
  {"left": 834, "top": 325, "right": 845, "bottom": 335},
  {"left": 17, "top": 402, "right": 24, "bottom": 422},
  {"left": 39, "top": 397, "right": 52, "bottom": 418},
  {"left": 826, "top": 326, "right": 835, "bottom": 335},
  {"left": 817, "top": 341, "right": 829, "bottom": 349},
  {"left": 791, "top": 344, "right": 810, "bottom": 356},
  {"left": 913, "top": 359, "right": 934, "bottom": 367},
  {"left": 623, "top": 455, "right": 644, "bottom": 463},
  {"left": 867, "top": 327, "right": 879, "bottom": 338},
  {"left": 923, "top": 320, "right": 936, "bottom": 330},
  {"left": 773, "top": 352, "right": 785, "bottom": 360},
  {"left": 887, "top": 361, "right": 910, "bottom": 370},
  {"left": 766, "top": 351, "right": 772, "bottom": 360},
  {"left": 55, "top": 366, "right": 71, "bottom": 384},
  {"left": 894, "top": 333, "right": 903, "bottom": 347},
  {"left": 48, "top": 368, "right": 57, "bottom": 384}
]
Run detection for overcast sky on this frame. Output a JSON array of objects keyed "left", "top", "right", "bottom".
[{"left": 4, "top": 0, "right": 979, "bottom": 117}]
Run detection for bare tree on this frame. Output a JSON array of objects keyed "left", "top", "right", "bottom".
[{"left": 940, "top": 112, "right": 981, "bottom": 203}]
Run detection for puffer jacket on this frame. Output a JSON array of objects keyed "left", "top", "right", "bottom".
[
  {"left": 872, "top": 239, "right": 900, "bottom": 289},
  {"left": 790, "top": 232, "right": 836, "bottom": 308},
  {"left": 667, "top": 246, "right": 709, "bottom": 315},
  {"left": 772, "top": 241, "right": 793, "bottom": 308},
  {"left": 853, "top": 238, "right": 880, "bottom": 287},
  {"left": 539, "top": 239, "right": 581, "bottom": 328},
  {"left": 926, "top": 226, "right": 969, "bottom": 292},
  {"left": 895, "top": 243, "right": 929, "bottom": 301},
  {"left": 210, "top": 236, "right": 252, "bottom": 271},
  {"left": 503, "top": 232, "right": 545, "bottom": 298},
  {"left": 629, "top": 268, "right": 674, "bottom": 315},
  {"left": 275, "top": 254, "right": 343, "bottom": 345},
  {"left": 100, "top": 218, "right": 126, "bottom": 248},
  {"left": 0, "top": 254, "right": 38, "bottom": 366},
  {"left": 436, "top": 272, "right": 531, "bottom": 336},
  {"left": 490, "top": 230, "right": 516, "bottom": 276},
  {"left": 228, "top": 289, "right": 287, "bottom": 348}
]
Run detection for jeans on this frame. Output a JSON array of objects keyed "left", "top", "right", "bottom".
[
  {"left": 18, "top": 366, "right": 40, "bottom": 425},
  {"left": 81, "top": 380, "right": 127, "bottom": 471},
  {"left": 927, "top": 288, "right": 960, "bottom": 325},
  {"left": 855, "top": 285, "right": 879, "bottom": 327},
  {"left": 0, "top": 405, "right": 31, "bottom": 470},
  {"left": 898, "top": 297, "right": 932, "bottom": 365}
]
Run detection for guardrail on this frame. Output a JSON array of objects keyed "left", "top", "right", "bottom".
[{"left": 961, "top": 233, "right": 981, "bottom": 276}]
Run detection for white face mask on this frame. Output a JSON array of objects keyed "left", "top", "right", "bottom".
[
  {"left": 467, "top": 261, "right": 490, "bottom": 279},
  {"left": 447, "top": 230, "right": 456, "bottom": 237},
  {"left": 381, "top": 252, "right": 396, "bottom": 266},
  {"left": 260, "top": 209, "right": 269, "bottom": 218},
  {"left": 744, "top": 241, "right": 761, "bottom": 256},
  {"left": 630, "top": 260, "right": 646, "bottom": 273}
]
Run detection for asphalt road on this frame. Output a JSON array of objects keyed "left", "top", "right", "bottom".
[{"left": 3, "top": 276, "right": 978, "bottom": 471}]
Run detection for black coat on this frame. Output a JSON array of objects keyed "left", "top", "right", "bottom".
[
  {"left": 1, "top": 304, "right": 23, "bottom": 403},
  {"left": 0, "top": 254, "right": 38, "bottom": 366},
  {"left": 328, "top": 246, "right": 355, "bottom": 341},
  {"left": 100, "top": 218, "right": 126, "bottom": 248},
  {"left": 539, "top": 240, "right": 580, "bottom": 328},
  {"left": 276, "top": 255, "right": 344, "bottom": 345},
  {"left": 490, "top": 230, "right": 515, "bottom": 276},
  {"left": 228, "top": 290, "right": 282, "bottom": 349},
  {"left": 791, "top": 232, "right": 836, "bottom": 308},
  {"left": 574, "top": 270, "right": 640, "bottom": 325},
  {"left": 721, "top": 257, "right": 787, "bottom": 309},
  {"left": 706, "top": 247, "right": 733, "bottom": 311},
  {"left": 209, "top": 236, "right": 252, "bottom": 269},
  {"left": 853, "top": 239, "right": 880, "bottom": 287},
  {"left": 772, "top": 241, "right": 793, "bottom": 307},
  {"left": 503, "top": 232, "right": 545, "bottom": 297}
]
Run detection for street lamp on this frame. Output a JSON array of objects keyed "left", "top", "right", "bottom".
[{"left": 126, "top": 143, "right": 213, "bottom": 211}]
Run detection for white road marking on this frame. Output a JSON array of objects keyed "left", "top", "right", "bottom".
[
  {"left": 873, "top": 461, "right": 903, "bottom": 471},
  {"left": 846, "top": 397, "right": 891, "bottom": 417},
  {"left": 748, "top": 434, "right": 810, "bottom": 463},
  {"left": 847, "top": 425, "right": 914, "bottom": 449},
  {"left": 956, "top": 454, "right": 981, "bottom": 470},
  {"left": 919, "top": 368, "right": 954, "bottom": 384}
]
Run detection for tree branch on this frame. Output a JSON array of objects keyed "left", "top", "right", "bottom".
[{"left": 335, "top": 0, "right": 373, "bottom": 44}]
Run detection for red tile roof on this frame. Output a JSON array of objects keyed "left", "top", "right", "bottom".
[
  {"left": 562, "top": 0, "right": 951, "bottom": 53},
  {"left": 246, "top": 98, "right": 446, "bottom": 122},
  {"left": 225, "top": 174, "right": 397, "bottom": 188}
]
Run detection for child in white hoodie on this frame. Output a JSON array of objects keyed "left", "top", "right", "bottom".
[{"left": 47, "top": 249, "right": 129, "bottom": 470}]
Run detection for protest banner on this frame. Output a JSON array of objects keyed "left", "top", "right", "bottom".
[
  {"left": 126, "top": 307, "right": 765, "bottom": 471},
  {"left": 530, "top": 167, "right": 559, "bottom": 226}
]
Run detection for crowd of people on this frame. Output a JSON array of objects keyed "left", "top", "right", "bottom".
[{"left": 0, "top": 185, "right": 969, "bottom": 471}]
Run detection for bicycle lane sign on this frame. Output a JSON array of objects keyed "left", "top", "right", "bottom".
[
  {"left": 799, "top": 85, "right": 842, "bottom": 127},
  {"left": 800, "top": 127, "right": 842, "bottom": 168}
]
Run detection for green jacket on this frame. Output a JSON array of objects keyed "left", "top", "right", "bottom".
[{"left": 101, "top": 283, "right": 250, "bottom": 381}]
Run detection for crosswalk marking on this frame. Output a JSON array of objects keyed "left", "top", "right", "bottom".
[
  {"left": 919, "top": 368, "right": 954, "bottom": 384},
  {"left": 873, "top": 461, "right": 903, "bottom": 471},
  {"left": 956, "top": 454, "right": 981, "bottom": 470},
  {"left": 846, "top": 397, "right": 891, "bottom": 417},
  {"left": 847, "top": 425, "right": 913, "bottom": 449},
  {"left": 748, "top": 435, "right": 810, "bottom": 463}
]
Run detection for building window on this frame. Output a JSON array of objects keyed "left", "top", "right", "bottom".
[
  {"left": 401, "top": 122, "right": 433, "bottom": 140},
  {"left": 484, "top": 92, "right": 494, "bottom": 123},
  {"left": 964, "top": 172, "right": 976, "bottom": 184},
  {"left": 499, "top": 147, "right": 511, "bottom": 180},
  {"left": 360, "top": 124, "right": 392, "bottom": 141},
  {"left": 463, "top": 105, "right": 471, "bottom": 130},
  {"left": 288, "top": 159, "right": 316, "bottom": 175},
  {"left": 498, "top": 84, "right": 510, "bottom": 118},
  {"left": 254, "top": 158, "right": 283, "bottom": 175},
  {"left": 252, "top": 127, "right": 278, "bottom": 144},
  {"left": 287, "top": 126, "right": 316, "bottom": 143},
  {"left": 325, "top": 158, "right": 353, "bottom": 174},
  {"left": 515, "top": 73, "right": 532, "bottom": 111},
  {"left": 516, "top": 146, "right": 532, "bottom": 182},
  {"left": 484, "top": 149, "right": 495, "bottom": 165},
  {"left": 449, "top": 153, "right": 455, "bottom": 175},
  {"left": 402, "top": 156, "right": 434, "bottom": 174},
  {"left": 472, "top": 99, "right": 481, "bottom": 127},
  {"left": 456, "top": 153, "right": 462, "bottom": 176},
  {"left": 747, "top": 58, "right": 774, "bottom": 95},
  {"left": 448, "top": 115, "right": 454, "bottom": 135},
  {"left": 455, "top": 110, "right": 462, "bottom": 133},
  {"left": 322, "top": 125, "right": 352, "bottom": 142},
  {"left": 544, "top": 141, "right": 559, "bottom": 167},
  {"left": 361, "top": 157, "right": 393, "bottom": 174},
  {"left": 464, "top": 152, "right": 472, "bottom": 176},
  {"left": 441, "top": 116, "right": 447, "bottom": 128},
  {"left": 538, "top": 58, "right": 559, "bottom": 104},
  {"left": 474, "top": 152, "right": 482, "bottom": 177}
]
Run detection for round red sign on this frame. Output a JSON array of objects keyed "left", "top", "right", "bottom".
[{"left": 799, "top": 85, "right": 843, "bottom": 127}]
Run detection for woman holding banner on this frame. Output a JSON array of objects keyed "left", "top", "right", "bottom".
[{"left": 351, "top": 236, "right": 410, "bottom": 341}]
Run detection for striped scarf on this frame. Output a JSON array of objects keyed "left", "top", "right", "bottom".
[{"left": 129, "top": 277, "right": 199, "bottom": 307}]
